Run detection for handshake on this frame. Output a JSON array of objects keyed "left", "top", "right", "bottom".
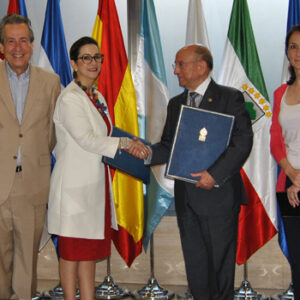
[{"left": 119, "top": 137, "right": 151, "bottom": 160}]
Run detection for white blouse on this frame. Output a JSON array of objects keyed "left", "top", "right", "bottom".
[{"left": 279, "top": 90, "right": 300, "bottom": 169}]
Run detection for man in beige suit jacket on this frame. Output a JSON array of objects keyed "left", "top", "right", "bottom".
[{"left": 0, "top": 14, "right": 61, "bottom": 299}]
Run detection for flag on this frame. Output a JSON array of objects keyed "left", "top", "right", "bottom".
[
  {"left": 131, "top": 0, "right": 174, "bottom": 250},
  {"left": 7, "top": 0, "right": 28, "bottom": 16},
  {"left": 0, "top": 0, "right": 28, "bottom": 60},
  {"left": 281, "top": 0, "right": 300, "bottom": 83},
  {"left": 185, "top": 0, "right": 210, "bottom": 47},
  {"left": 218, "top": 0, "right": 277, "bottom": 265},
  {"left": 37, "top": 0, "right": 72, "bottom": 251},
  {"left": 185, "top": 0, "right": 215, "bottom": 89},
  {"left": 38, "top": 0, "right": 72, "bottom": 87},
  {"left": 92, "top": 0, "right": 143, "bottom": 267}
]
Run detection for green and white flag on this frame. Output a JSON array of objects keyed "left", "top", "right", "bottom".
[{"left": 218, "top": 0, "right": 277, "bottom": 264}]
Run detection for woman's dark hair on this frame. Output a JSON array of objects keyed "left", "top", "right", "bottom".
[
  {"left": 286, "top": 24, "right": 300, "bottom": 85},
  {"left": 70, "top": 36, "right": 99, "bottom": 79}
]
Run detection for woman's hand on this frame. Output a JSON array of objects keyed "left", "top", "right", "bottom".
[{"left": 287, "top": 184, "right": 300, "bottom": 208}]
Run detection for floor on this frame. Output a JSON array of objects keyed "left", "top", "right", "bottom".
[{"left": 37, "top": 280, "right": 288, "bottom": 299}]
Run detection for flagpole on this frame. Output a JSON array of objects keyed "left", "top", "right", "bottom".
[
  {"left": 134, "top": 233, "right": 174, "bottom": 299},
  {"left": 233, "top": 262, "right": 268, "bottom": 300},
  {"left": 94, "top": 256, "right": 130, "bottom": 299},
  {"left": 277, "top": 282, "right": 294, "bottom": 299}
]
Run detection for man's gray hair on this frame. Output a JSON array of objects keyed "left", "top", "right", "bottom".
[{"left": 0, "top": 14, "right": 34, "bottom": 44}]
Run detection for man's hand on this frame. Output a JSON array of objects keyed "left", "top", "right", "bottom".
[
  {"left": 191, "top": 170, "right": 216, "bottom": 190},
  {"left": 125, "top": 138, "right": 151, "bottom": 159}
]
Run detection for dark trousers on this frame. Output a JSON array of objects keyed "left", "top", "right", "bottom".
[
  {"left": 278, "top": 177, "right": 300, "bottom": 300},
  {"left": 282, "top": 216, "right": 300, "bottom": 300},
  {"left": 176, "top": 202, "right": 239, "bottom": 300}
]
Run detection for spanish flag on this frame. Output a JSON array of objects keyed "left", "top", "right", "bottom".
[{"left": 92, "top": 0, "right": 143, "bottom": 267}]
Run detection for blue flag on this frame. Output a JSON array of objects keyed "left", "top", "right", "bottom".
[
  {"left": 38, "top": 0, "right": 72, "bottom": 87},
  {"left": 132, "top": 0, "right": 174, "bottom": 251},
  {"left": 38, "top": 0, "right": 71, "bottom": 253},
  {"left": 18, "top": 0, "right": 28, "bottom": 16}
]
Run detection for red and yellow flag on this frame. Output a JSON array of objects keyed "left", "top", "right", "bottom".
[{"left": 92, "top": 0, "right": 143, "bottom": 267}]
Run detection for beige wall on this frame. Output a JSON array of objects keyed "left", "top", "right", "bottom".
[{"left": 37, "top": 216, "right": 291, "bottom": 289}]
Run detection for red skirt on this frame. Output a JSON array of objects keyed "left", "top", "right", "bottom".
[{"left": 58, "top": 166, "right": 112, "bottom": 261}]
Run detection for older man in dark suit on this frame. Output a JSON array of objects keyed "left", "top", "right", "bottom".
[{"left": 135, "top": 45, "right": 253, "bottom": 300}]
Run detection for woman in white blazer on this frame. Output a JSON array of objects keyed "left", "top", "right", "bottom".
[{"left": 47, "top": 37, "right": 149, "bottom": 300}]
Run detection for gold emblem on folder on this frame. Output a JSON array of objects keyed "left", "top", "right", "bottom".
[{"left": 199, "top": 127, "right": 207, "bottom": 142}]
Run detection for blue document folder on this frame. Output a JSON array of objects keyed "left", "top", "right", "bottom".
[
  {"left": 165, "top": 105, "right": 235, "bottom": 183},
  {"left": 102, "top": 127, "right": 150, "bottom": 183}
]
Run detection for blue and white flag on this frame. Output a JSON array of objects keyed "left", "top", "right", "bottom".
[
  {"left": 38, "top": 0, "right": 72, "bottom": 87},
  {"left": 281, "top": 0, "right": 300, "bottom": 83},
  {"left": 38, "top": 0, "right": 71, "bottom": 251},
  {"left": 132, "top": 0, "right": 174, "bottom": 250}
]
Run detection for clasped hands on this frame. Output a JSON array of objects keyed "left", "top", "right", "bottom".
[{"left": 124, "top": 138, "right": 151, "bottom": 160}]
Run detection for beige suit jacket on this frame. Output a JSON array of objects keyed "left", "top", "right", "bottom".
[{"left": 0, "top": 61, "right": 61, "bottom": 205}]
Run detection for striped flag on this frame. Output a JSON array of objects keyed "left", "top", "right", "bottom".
[
  {"left": 38, "top": 0, "right": 72, "bottom": 87},
  {"left": 37, "top": 0, "right": 71, "bottom": 252},
  {"left": 218, "top": 0, "right": 278, "bottom": 264},
  {"left": 281, "top": 0, "right": 300, "bottom": 83},
  {"left": 92, "top": 0, "right": 143, "bottom": 266},
  {"left": 0, "top": 0, "right": 28, "bottom": 60},
  {"left": 132, "top": 0, "right": 174, "bottom": 250},
  {"left": 7, "top": 0, "right": 28, "bottom": 16}
]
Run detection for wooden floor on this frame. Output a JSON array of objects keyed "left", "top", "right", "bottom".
[{"left": 37, "top": 280, "right": 287, "bottom": 299}]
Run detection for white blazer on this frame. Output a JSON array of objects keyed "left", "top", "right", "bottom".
[{"left": 48, "top": 81, "right": 119, "bottom": 239}]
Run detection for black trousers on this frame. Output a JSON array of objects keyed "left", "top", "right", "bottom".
[
  {"left": 278, "top": 177, "right": 300, "bottom": 300},
  {"left": 176, "top": 202, "right": 239, "bottom": 300},
  {"left": 282, "top": 216, "right": 300, "bottom": 300}
]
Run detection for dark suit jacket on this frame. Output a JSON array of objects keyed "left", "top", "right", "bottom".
[{"left": 151, "top": 79, "right": 253, "bottom": 217}]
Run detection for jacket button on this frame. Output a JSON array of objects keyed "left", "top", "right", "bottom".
[
  {"left": 19, "top": 134, "right": 23, "bottom": 138},
  {"left": 13, "top": 156, "right": 17, "bottom": 159}
]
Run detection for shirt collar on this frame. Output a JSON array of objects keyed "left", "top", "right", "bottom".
[
  {"left": 190, "top": 76, "right": 211, "bottom": 96},
  {"left": 6, "top": 61, "right": 30, "bottom": 80}
]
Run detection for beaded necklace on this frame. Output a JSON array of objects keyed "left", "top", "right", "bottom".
[{"left": 76, "top": 81, "right": 107, "bottom": 116}]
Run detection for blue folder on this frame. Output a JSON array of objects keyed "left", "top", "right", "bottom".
[
  {"left": 165, "top": 105, "right": 235, "bottom": 183},
  {"left": 102, "top": 127, "right": 150, "bottom": 183}
]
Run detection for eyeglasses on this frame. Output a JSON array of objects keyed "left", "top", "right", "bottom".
[
  {"left": 77, "top": 54, "right": 104, "bottom": 64},
  {"left": 172, "top": 60, "right": 200, "bottom": 70}
]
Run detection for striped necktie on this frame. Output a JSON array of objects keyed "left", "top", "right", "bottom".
[{"left": 189, "top": 92, "right": 202, "bottom": 107}]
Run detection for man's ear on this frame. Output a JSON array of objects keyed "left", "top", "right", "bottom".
[{"left": 198, "top": 60, "right": 208, "bottom": 75}]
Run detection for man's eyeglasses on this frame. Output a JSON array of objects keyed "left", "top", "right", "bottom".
[
  {"left": 172, "top": 60, "right": 200, "bottom": 70},
  {"left": 78, "top": 54, "right": 104, "bottom": 64}
]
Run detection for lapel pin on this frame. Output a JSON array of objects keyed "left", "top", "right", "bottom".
[{"left": 208, "top": 98, "right": 213, "bottom": 102}]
